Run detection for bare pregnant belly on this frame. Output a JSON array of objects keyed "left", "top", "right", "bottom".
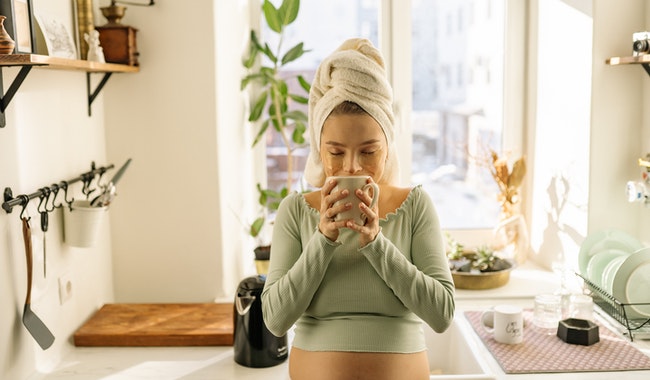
[{"left": 288, "top": 347, "right": 430, "bottom": 380}]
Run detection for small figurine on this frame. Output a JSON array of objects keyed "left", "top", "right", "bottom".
[{"left": 85, "top": 30, "right": 105, "bottom": 63}]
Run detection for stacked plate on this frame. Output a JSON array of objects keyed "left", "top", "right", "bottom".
[{"left": 579, "top": 229, "right": 650, "bottom": 319}]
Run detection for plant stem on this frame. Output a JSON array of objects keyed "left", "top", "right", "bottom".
[{"left": 270, "top": 31, "right": 293, "bottom": 192}]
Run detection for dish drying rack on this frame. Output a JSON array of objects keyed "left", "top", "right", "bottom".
[{"left": 578, "top": 273, "right": 650, "bottom": 341}]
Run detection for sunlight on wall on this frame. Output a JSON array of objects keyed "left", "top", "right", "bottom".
[{"left": 528, "top": 0, "right": 593, "bottom": 271}]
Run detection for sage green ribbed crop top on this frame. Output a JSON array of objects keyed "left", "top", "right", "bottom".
[{"left": 261, "top": 186, "right": 455, "bottom": 353}]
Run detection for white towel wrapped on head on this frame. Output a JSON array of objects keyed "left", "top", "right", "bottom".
[{"left": 304, "top": 38, "right": 399, "bottom": 187}]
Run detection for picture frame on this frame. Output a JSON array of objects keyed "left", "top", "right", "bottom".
[
  {"left": 0, "top": 0, "right": 36, "bottom": 54},
  {"left": 34, "top": 12, "right": 77, "bottom": 59}
]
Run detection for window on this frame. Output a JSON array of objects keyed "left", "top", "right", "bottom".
[
  {"left": 410, "top": 0, "right": 507, "bottom": 230},
  {"left": 263, "top": 0, "right": 523, "bottom": 239},
  {"left": 262, "top": 0, "right": 380, "bottom": 193}
]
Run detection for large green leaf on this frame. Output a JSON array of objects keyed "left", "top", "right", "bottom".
[
  {"left": 289, "top": 93, "right": 308, "bottom": 104},
  {"left": 263, "top": 0, "right": 282, "bottom": 33},
  {"left": 297, "top": 75, "right": 311, "bottom": 92},
  {"left": 250, "top": 216, "right": 265, "bottom": 237},
  {"left": 262, "top": 42, "right": 277, "bottom": 64},
  {"left": 283, "top": 110, "right": 307, "bottom": 122},
  {"left": 251, "top": 30, "right": 264, "bottom": 50},
  {"left": 278, "top": 0, "right": 300, "bottom": 26},
  {"left": 249, "top": 91, "right": 268, "bottom": 122},
  {"left": 252, "top": 119, "right": 270, "bottom": 147},
  {"left": 281, "top": 42, "right": 307, "bottom": 65},
  {"left": 292, "top": 121, "right": 306, "bottom": 144},
  {"left": 243, "top": 39, "right": 259, "bottom": 69},
  {"left": 260, "top": 66, "right": 277, "bottom": 81},
  {"left": 241, "top": 72, "right": 270, "bottom": 91}
]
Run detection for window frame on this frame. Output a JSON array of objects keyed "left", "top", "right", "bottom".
[
  {"left": 382, "top": 0, "right": 527, "bottom": 247},
  {"left": 253, "top": 0, "right": 528, "bottom": 248}
]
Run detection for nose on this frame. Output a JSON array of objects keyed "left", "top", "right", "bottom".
[{"left": 343, "top": 153, "right": 363, "bottom": 174}]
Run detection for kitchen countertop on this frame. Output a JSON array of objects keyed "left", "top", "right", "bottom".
[{"left": 27, "top": 262, "right": 650, "bottom": 380}]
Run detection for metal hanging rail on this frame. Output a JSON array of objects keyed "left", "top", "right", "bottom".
[{"left": 2, "top": 162, "right": 114, "bottom": 214}]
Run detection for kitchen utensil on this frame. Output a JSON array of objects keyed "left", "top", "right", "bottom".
[
  {"left": 568, "top": 294, "right": 594, "bottom": 321},
  {"left": 601, "top": 255, "right": 626, "bottom": 294},
  {"left": 533, "top": 293, "right": 562, "bottom": 335},
  {"left": 63, "top": 200, "right": 107, "bottom": 247},
  {"left": 21, "top": 217, "right": 55, "bottom": 350},
  {"left": 327, "top": 175, "right": 379, "bottom": 225},
  {"left": 40, "top": 210, "right": 47, "bottom": 278},
  {"left": 90, "top": 158, "right": 131, "bottom": 207},
  {"left": 612, "top": 247, "right": 650, "bottom": 318},
  {"left": 585, "top": 248, "right": 627, "bottom": 288},
  {"left": 480, "top": 304, "right": 523, "bottom": 344},
  {"left": 578, "top": 229, "right": 642, "bottom": 276}
]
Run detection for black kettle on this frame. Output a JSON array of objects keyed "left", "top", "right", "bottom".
[{"left": 233, "top": 275, "right": 288, "bottom": 368}]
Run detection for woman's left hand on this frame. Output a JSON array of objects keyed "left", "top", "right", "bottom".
[{"left": 346, "top": 184, "right": 380, "bottom": 247}]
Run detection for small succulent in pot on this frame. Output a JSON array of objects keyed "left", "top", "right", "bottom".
[{"left": 446, "top": 234, "right": 512, "bottom": 273}]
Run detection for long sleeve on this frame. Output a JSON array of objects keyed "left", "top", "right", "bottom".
[
  {"left": 261, "top": 194, "right": 338, "bottom": 337},
  {"left": 261, "top": 188, "right": 455, "bottom": 352},
  {"left": 360, "top": 189, "right": 455, "bottom": 333}
]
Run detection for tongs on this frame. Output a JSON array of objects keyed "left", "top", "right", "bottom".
[{"left": 90, "top": 158, "right": 131, "bottom": 207}]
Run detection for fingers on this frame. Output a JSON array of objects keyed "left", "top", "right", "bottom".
[{"left": 319, "top": 178, "right": 351, "bottom": 241}]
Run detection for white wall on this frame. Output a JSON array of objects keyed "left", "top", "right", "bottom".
[
  {"left": 104, "top": 0, "right": 254, "bottom": 303},
  {"left": 0, "top": 1, "right": 116, "bottom": 377},
  {"left": 1, "top": 0, "right": 254, "bottom": 378},
  {"left": 590, "top": 0, "right": 646, "bottom": 239},
  {"left": 526, "top": 0, "right": 594, "bottom": 271},
  {"left": 525, "top": 0, "right": 650, "bottom": 273}
]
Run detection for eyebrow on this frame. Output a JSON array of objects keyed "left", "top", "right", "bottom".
[{"left": 324, "top": 139, "right": 382, "bottom": 147}]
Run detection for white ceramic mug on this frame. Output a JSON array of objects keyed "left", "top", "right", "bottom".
[
  {"left": 481, "top": 305, "right": 524, "bottom": 344},
  {"left": 328, "top": 176, "right": 380, "bottom": 225}
]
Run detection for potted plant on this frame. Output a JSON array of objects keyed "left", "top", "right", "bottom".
[
  {"left": 446, "top": 233, "right": 514, "bottom": 290},
  {"left": 241, "top": 0, "right": 310, "bottom": 272}
]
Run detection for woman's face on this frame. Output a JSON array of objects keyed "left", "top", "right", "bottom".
[{"left": 319, "top": 113, "right": 388, "bottom": 182}]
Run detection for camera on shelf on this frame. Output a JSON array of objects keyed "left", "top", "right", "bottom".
[{"left": 633, "top": 31, "right": 650, "bottom": 56}]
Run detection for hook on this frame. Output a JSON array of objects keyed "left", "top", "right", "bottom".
[
  {"left": 50, "top": 183, "right": 63, "bottom": 209},
  {"left": 37, "top": 188, "right": 50, "bottom": 213},
  {"left": 61, "top": 181, "right": 74, "bottom": 211},
  {"left": 37, "top": 188, "right": 50, "bottom": 233},
  {"left": 95, "top": 167, "right": 108, "bottom": 192},
  {"left": 45, "top": 186, "right": 56, "bottom": 212},
  {"left": 81, "top": 173, "right": 95, "bottom": 199},
  {"left": 19, "top": 194, "right": 30, "bottom": 221}
]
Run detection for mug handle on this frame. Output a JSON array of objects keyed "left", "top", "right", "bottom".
[
  {"left": 362, "top": 182, "right": 380, "bottom": 209},
  {"left": 480, "top": 309, "right": 495, "bottom": 333}
]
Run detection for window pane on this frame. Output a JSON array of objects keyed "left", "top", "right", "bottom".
[
  {"left": 265, "top": 0, "right": 380, "bottom": 193},
  {"left": 411, "top": 0, "right": 505, "bottom": 229}
]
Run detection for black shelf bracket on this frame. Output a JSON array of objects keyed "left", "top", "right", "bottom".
[
  {"left": 0, "top": 66, "right": 34, "bottom": 128},
  {"left": 87, "top": 72, "right": 114, "bottom": 117},
  {"left": 641, "top": 63, "right": 650, "bottom": 77}
]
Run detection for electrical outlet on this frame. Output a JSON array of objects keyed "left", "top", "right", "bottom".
[{"left": 58, "top": 274, "right": 73, "bottom": 305}]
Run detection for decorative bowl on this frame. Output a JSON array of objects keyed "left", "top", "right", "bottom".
[{"left": 451, "top": 267, "right": 512, "bottom": 290}]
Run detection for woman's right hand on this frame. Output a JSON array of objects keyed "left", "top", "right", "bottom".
[{"left": 318, "top": 178, "right": 353, "bottom": 242}]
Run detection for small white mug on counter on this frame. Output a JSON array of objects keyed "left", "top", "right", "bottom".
[
  {"left": 328, "top": 176, "right": 379, "bottom": 226},
  {"left": 481, "top": 305, "right": 524, "bottom": 344}
]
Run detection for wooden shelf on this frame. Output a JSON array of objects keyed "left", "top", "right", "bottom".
[
  {"left": 606, "top": 55, "right": 650, "bottom": 66},
  {"left": 606, "top": 55, "right": 650, "bottom": 78},
  {"left": 0, "top": 54, "right": 139, "bottom": 127},
  {"left": 0, "top": 53, "right": 139, "bottom": 73}
]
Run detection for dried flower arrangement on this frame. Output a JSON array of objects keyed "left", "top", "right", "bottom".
[{"left": 486, "top": 150, "right": 526, "bottom": 218}]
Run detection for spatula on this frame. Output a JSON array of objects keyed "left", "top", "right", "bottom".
[{"left": 21, "top": 217, "right": 55, "bottom": 350}]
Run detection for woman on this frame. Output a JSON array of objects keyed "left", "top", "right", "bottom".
[{"left": 262, "top": 38, "right": 455, "bottom": 380}]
